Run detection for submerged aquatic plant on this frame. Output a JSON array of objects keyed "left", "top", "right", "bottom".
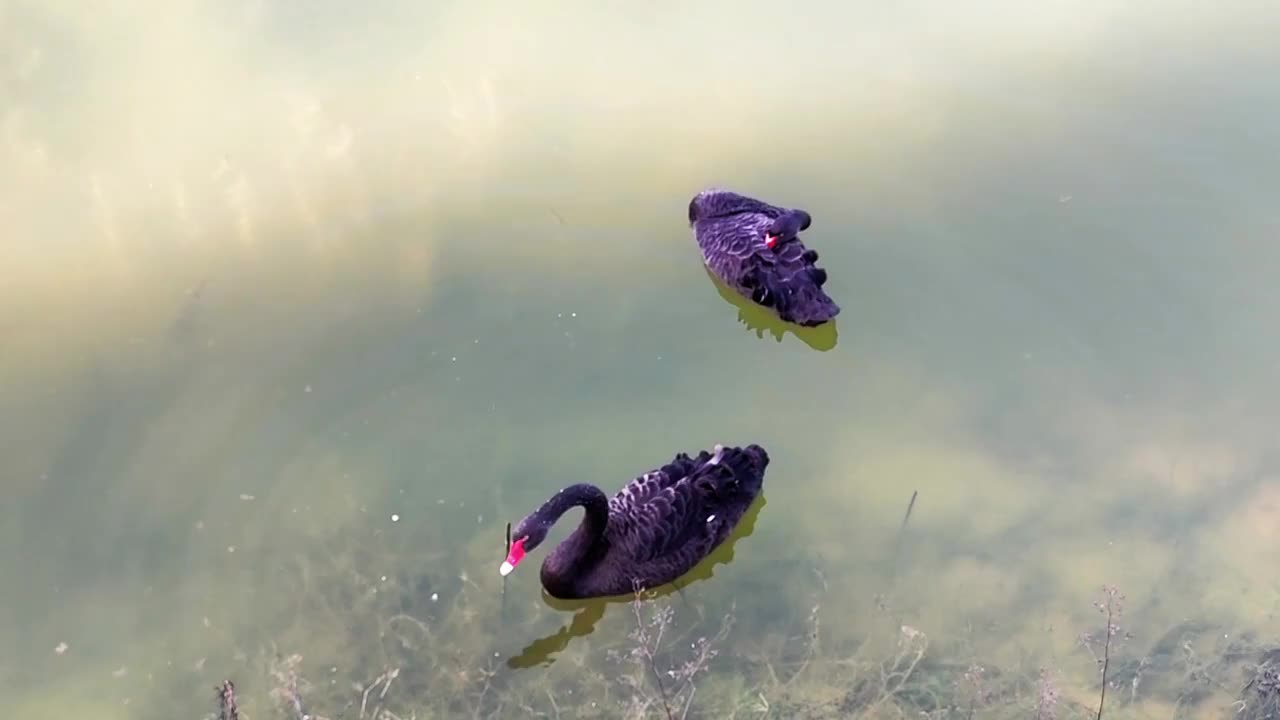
[
  {"left": 216, "top": 680, "right": 240, "bottom": 720},
  {"left": 269, "top": 653, "right": 318, "bottom": 720},
  {"left": 1239, "top": 657, "right": 1280, "bottom": 720},
  {"left": 1034, "top": 667, "right": 1060, "bottom": 720},
  {"left": 608, "top": 581, "right": 734, "bottom": 720},
  {"left": 956, "top": 662, "right": 992, "bottom": 720}
]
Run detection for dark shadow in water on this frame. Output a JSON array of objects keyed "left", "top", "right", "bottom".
[
  {"left": 701, "top": 267, "right": 839, "bottom": 352},
  {"left": 505, "top": 493, "right": 768, "bottom": 669}
]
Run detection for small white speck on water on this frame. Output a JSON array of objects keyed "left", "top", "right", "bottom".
[
  {"left": 706, "top": 514, "right": 716, "bottom": 523},
  {"left": 227, "top": 546, "right": 236, "bottom": 553},
  {"left": 195, "top": 521, "right": 204, "bottom": 530},
  {"left": 571, "top": 312, "right": 577, "bottom": 318},
  {"left": 239, "top": 493, "right": 254, "bottom": 501},
  {"left": 54, "top": 642, "right": 68, "bottom": 655},
  {"left": 112, "top": 666, "right": 128, "bottom": 678},
  {"left": 437, "top": 499, "right": 445, "bottom": 504},
  {"left": 331, "top": 666, "right": 338, "bottom": 673},
  {"left": 477, "top": 514, "right": 483, "bottom": 524},
  {"left": 451, "top": 356, "right": 457, "bottom": 362},
  {"left": 557, "top": 313, "right": 563, "bottom": 318},
  {"left": 304, "top": 384, "right": 312, "bottom": 393},
  {"left": 391, "top": 513, "right": 400, "bottom": 523},
  {"left": 380, "top": 575, "right": 387, "bottom": 582},
  {"left": 494, "top": 652, "right": 500, "bottom": 657},
  {"left": 474, "top": 339, "right": 479, "bottom": 344},
  {"left": 431, "top": 593, "right": 439, "bottom": 602}
]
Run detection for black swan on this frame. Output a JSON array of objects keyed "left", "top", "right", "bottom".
[
  {"left": 499, "top": 443, "right": 770, "bottom": 600},
  {"left": 688, "top": 187, "right": 839, "bottom": 327}
]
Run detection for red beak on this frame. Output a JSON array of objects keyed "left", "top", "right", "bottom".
[{"left": 500, "top": 537, "right": 527, "bottom": 577}]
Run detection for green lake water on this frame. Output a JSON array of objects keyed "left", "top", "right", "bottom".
[{"left": 4, "top": 1, "right": 1280, "bottom": 718}]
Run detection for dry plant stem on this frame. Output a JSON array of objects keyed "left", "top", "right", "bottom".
[
  {"left": 1098, "top": 604, "right": 1113, "bottom": 720},
  {"left": 1090, "top": 585, "right": 1125, "bottom": 720},
  {"left": 632, "top": 590, "right": 676, "bottom": 720},
  {"left": 783, "top": 603, "right": 822, "bottom": 689},
  {"left": 680, "top": 685, "right": 697, "bottom": 720},
  {"left": 545, "top": 688, "right": 562, "bottom": 720},
  {"left": 862, "top": 628, "right": 928, "bottom": 717},
  {"left": 899, "top": 490, "right": 918, "bottom": 535},
  {"left": 360, "top": 667, "right": 400, "bottom": 720},
  {"left": 471, "top": 661, "right": 498, "bottom": 720},
  {"left": 502, "top": 521, "right": 511, "bottom": 622}
]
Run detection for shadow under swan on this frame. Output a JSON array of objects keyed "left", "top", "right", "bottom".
[{"left": 702, "top": 267, "right": 839, "bottom": 352}]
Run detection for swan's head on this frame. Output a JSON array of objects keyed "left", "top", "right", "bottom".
[{"left": 499, "top": 521, "right": 549, "bottom": 577}]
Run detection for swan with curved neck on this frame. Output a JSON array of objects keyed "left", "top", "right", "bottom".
[{"left": 500, "top": 443, "right": 769, "bottom": 600}]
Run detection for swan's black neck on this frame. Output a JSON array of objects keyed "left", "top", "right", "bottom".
[
  {"left": 534, "top": 483, "right": 609, "bottom": 538},
  {"left": 537, "top": 484, "right": 611, "bottom": 595}
]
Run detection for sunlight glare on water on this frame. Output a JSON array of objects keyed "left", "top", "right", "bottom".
[{"left": 3, "top": 0, "right": 1280, "bottom": 717}]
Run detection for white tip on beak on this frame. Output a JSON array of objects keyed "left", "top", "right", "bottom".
[{"left": 499, "top": 561, "right": 515, "bottom": 577}]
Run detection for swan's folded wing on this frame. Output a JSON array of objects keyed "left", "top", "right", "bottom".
[
  {"left": 622, "top": 461, "right": 738, "bottom": 564},
  {"left": 621, "top": 486, "right": 706, "bottom": 565},
  {"left": 705, "top": 215, "right": 776, "bottom": 266},
  {"left": 610, "top": 451, "right": 712, "bottom": 512},
  {"left": 773, "top": 236, "right": 810, "bottom": 265}
]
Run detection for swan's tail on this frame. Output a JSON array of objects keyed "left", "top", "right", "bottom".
[
  {"left": 692, "top": 443, "right": 769, "bottom": 497},
  {"left": 745, "top": 251, "right": 840, "bottom": 327}
]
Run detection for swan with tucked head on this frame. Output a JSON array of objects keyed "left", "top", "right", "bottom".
[{"left": 688, "top": 188, "right": 838, "bottom": 327}]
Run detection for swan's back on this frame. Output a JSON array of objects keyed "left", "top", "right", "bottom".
[{"left": 585, "top": 443, "right": 768, "bottom": 596}]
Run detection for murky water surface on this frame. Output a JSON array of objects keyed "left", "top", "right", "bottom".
[{"left": 4, "top": 2, "right": 1280, "bottom": 718}]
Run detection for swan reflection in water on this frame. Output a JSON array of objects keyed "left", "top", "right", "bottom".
[
  {"left": 703, "top": 267, "right": 838, "bottom": 352},
  {"left": 505, "top": 493, "right": 767, "bottom": 669}
]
